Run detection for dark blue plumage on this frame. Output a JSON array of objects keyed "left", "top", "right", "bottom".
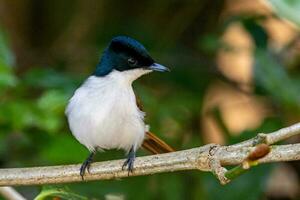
[{"left": 94, "top": 36, "right": 155, "bottom": 76}]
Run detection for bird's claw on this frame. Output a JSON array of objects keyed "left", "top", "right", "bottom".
[
  {"left": 80, "top": 152, "right": 95, "bottom": 180},
  {"left": 122, "top": 156, "right": 135, "bottom": 175},
  {"left": 122, "top": 147, "right": 135, "bottom": 175}
]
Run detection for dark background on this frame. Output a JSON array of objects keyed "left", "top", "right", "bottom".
[{"left": 0, "top": 0, "right": 300, "bottom": 199}]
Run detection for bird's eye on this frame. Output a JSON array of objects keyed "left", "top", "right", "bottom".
[{"left": 127, "top": 57, "right": 137, "bottom": 66}]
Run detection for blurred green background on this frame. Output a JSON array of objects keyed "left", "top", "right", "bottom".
[{"left": 0, "top": 0, "right": 300, "bottom": 199}]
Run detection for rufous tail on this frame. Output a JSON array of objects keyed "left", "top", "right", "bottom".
[{"left": 142, "top": 131, "right": 175, "bottom": 154}]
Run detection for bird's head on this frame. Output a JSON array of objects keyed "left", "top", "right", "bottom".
[{"left": 94, "top": 36, "right": 169, "bottom": 81}]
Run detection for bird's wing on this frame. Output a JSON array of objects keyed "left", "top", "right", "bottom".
[{"left": 136, "top": 96, "right": 175, "bottom": 154}]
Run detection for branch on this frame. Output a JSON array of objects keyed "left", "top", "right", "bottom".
[
  {"left": 231, "top": 123, "right": 300, "bottom": 147},
  {"left": 0, "top": 123, "right": 300, "bottom": 186},
  {"left": 0, "top": 187, "right": 26, "bottom": 200}
]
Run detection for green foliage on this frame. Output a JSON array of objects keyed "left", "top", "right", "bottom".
[
  {"left": 0, "top": 1, "right": 300, "bottom": 200},
  {"left": 202, "top": 164, "right": 272, "bottom": 200},
  {"left": 242, "top": 19, "right": 300, "bottom": 111},
  {"left": 40, "top": 134, "right": 87, "bottom": 164},
  {"left": 34, "top": 186, "right": 87, "bottom": 200},
  {"left": 254, "top": 49, "right": 300, "bottom": 110}
]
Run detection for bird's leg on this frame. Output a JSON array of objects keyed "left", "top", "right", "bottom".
[
  {"left": 122, "top": 146, "right": 136, "bottom": 174},
  {"left": 80, "top": 152, "right": 95, "bottom": 180}
]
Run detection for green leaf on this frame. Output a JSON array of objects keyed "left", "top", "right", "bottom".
[
  {"left": 268, "top": 0, "right": 300, "bottom": 28},
  {"left": 34, "top": 186, "right": 88, "bottom": 200}
]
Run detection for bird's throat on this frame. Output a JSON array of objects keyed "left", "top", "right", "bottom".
[{"left": 106, "top": 69, "right": 152, "bottom": 85}]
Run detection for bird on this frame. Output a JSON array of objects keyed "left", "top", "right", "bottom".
[{"left": 65, "top": 36, "right": 174, "bottom": 179}]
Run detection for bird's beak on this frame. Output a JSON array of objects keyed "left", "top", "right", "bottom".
[{"left": 148, "top": 63, "right": 170, "bottom": 72}]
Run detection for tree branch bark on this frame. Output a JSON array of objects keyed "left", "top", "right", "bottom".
[{"left": 0, "top": 123, "right": 300, "bottom": 186}]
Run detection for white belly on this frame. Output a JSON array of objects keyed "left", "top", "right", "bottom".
[{"left": 65, "top": 73, "right": 146, "bottom": 152}]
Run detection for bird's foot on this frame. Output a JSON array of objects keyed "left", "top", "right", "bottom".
[
  {"left": 122, "top": 147, "right": 136, "bottom": 175},
  {"left": 80, "top": 152, "right": 95, "bottom": 180},
  {"left": 122, "top": 156, "right": 135, "bottom": 173}
]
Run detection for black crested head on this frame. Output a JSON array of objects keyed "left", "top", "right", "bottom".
[
  {"left": 94, "top": 36, "right": 155, "bottom": 76},
  {"left": 110, "top": 36, "right": 154, "bottom": 66}
]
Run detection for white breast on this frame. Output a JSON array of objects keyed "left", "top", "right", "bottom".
[{"left": 65, "top": 69, "right": 151, "bottom": 152}]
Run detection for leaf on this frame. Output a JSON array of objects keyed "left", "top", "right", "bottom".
[
  {"left": 34, "top": 186, "right": 88, "bottom": 200},
  {"left": 268, "top": 0, "right": 300, "bottom": 28}
]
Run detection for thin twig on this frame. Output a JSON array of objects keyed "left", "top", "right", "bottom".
[
  {"left": 231, "top": 122, "right": 300, "bottom": 148},
  {"left": 0, "top": 187, "right": 26, "bottom": 200},
  {"left": 0, "top": 123, "right": 299, "bottom": 186}
]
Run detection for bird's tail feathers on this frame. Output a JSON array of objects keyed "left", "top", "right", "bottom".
[{"left": 142, "top": 131, "right": 175, "bottom": 154}]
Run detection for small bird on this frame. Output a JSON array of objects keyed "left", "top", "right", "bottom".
[{"left": 65, "top": 36, "right": 173, "bottom": 178}]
